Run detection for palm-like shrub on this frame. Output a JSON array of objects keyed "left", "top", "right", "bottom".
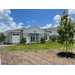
[{"left": 20, "top": 37, "right": 26, "bottom": 44}]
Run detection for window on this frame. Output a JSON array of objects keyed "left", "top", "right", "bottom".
[
  {"left": 12, "top": 33, "right": 19, "bottom": 36},
  {"left": 50, "top": 31, "right": 52, "bottom": 33},
  {"left": 16, "top": 34, "right": 19, "bottom": 35},
  {"left": 13, "top": 34, "right": 15, "bottom": 35},
  {"left": 34, "top": 31, "right": 36, "bottom": 33},
  {"left": 44, "top": 34, "right": 47, "bottom": 40}
]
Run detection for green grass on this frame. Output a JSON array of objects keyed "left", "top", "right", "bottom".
[{"left": 5, "top": 42, "right": 75, "bottom": 52}]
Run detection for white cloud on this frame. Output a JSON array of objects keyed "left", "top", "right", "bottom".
[
  {"left": 9, "top": 22, "right": 23, "bottom": 29},
  {"left": 9, "top": 22, "right": 17, "bottom": 29},
  {"left": 54, "top": 15, "right": 60, "bottom": 28},
  {"left": 55, "top": 21, "right": 59, "bottom": 23},
  {"left": 28, "top": 25, "right": 30, "bottom": 27},
  {"left": 54, "top": 15, "right": 60, "bottom": 21},
  {"left": 68, "top": 9, "right": 75, "bottom": 15},
  {"left": 0, "top": 22, "right": 11, "bottom": 32},
  {"left": 0, "top": 9, "right": 24, "bottom": 32},
  {"left": 26, "top": 21, "right": 30, "bottom": 23},
  {"left": 26, "top": 17, "right": 28, "bottom": 18},
  {"left": 18, "top": 23, "right": 23, "bottom": 28},
  {"left": 54, "top": 24, "right": 59, "bottom": 28},
  {"left": 25, "top": 25, "right": 30, "bottom": 28},
  {"left": 32, "top": 20, "right": 35, "bottom": 22},
  {"left": 0, "top": 9, "right": 13, "bottom": 23},
  {"left": 41, "top": 23, "right": 52, "bottom": 28},
  {"left": 0, "top": 22, "right": 23, "bottom": 32}
]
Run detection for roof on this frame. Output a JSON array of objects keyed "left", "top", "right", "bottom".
[
  {"left": 4, "top": 25, "right": 46, "bottom": 33},
  {"left": 43, "top": 27, "right": 57, "bottom": 31}
]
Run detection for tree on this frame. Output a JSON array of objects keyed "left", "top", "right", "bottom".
[
  {"left": 20, "top": 37, "right": 27, "bottom": 44},
  {"left": 57, "top": 9, "right": 75, "bottom": 54},
  {"left": 0, "top": 32, "right": 5, "bottom": 42}
]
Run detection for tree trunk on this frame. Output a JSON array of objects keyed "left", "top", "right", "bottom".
[{"left": 66, "top": 41, "right": 68, "bottom": 54}]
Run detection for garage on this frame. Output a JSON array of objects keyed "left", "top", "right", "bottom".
[{"left": 12, "top": 33, "right": 20, "bottom": 44}]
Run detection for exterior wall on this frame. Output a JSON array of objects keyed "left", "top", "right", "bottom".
[
  {"left": 6, "top": 32, "right": 12, "bottom": 43},
  {"left": 20, "top": 33, "right": 23, "bottom": 39},
  {"left": 23, "top": 26, "right": 44, "bottom": 33},
  {"left": 49, "top": 30, "right": 58, "bottom": 35},
  {"left": 23, "top": 33, "right": 29, "bottom": 43},
  {"left": 38, "top": 33, "right": 44, "bottom": 43},
  {"left": 38, "top": 33, "right": 49, "bottom": 43}
]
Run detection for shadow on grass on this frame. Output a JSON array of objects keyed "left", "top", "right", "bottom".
[{"left": 56, "top": 52, "right": 75, "bottom": 58}]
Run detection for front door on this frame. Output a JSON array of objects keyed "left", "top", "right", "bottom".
[
  {"left": 30, "top": 34, "right": 38, "bottom": 43},
  {"left": 31, "top": 34, "right": 35, "bottom": 42}
]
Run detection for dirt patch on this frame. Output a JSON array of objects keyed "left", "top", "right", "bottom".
[{"left": 1, "top": 48, "right": 75, "bottom": 65}]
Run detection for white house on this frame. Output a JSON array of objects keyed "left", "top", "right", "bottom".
[{"left": 4, "top": 25, "right": 49, "bottom": 44}]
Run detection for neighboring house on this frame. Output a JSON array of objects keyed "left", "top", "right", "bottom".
[
  {"left": 4, "top": 25, "right": 49, "bottom": 44},
  {"left": 43, "top": 28, "right": 58, "bottom": 39}
]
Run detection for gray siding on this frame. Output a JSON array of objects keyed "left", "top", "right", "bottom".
[
  {"left": 20, "top": 33, "right": 23, "bottom": 39},
  {"left": 6, "top": 32, "right": 12, "bottom": 43}
]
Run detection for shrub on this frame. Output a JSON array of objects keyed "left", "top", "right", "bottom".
[
  {"left": 40, "top": 37, "right": 45, "bottom": 43},
  {"left": 51, "top": 37, "right": 56, "bottom": 42},
  {"left": 20, "top": 37, "right": 26, "bottom": 45}
]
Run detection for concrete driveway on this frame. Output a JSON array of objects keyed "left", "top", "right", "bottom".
[{"left": 0, "top": 45, "right": 13, "bottom": 47}]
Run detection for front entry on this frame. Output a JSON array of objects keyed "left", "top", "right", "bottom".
[{"left": 30, "top": 34, "right": 38, "bottom": 43}]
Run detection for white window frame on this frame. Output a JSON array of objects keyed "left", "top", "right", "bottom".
[{"left": 44, "top": 34, "right": 48, "bottom": 41}]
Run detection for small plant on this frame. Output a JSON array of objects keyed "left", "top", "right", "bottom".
[
  {"left": 24, "top": 59, "right": 27, "bottom": 61},
  {"left": 40, "top": 37, "right": 45, "bottom": 43},
  {"left": 20, "top": 37, "right": 27, "bottom": 45}
]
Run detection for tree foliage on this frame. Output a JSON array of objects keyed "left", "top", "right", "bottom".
[
  {"left": 0, "top": 32, "right": 5, "bottom": 42},
  {"left": 57, "top": 9, "right": 75, "bottom": 54}
]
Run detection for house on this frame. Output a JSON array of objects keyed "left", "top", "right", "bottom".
[
  {"left": 4, "top": 25, "right": 49, "bottom": 44},
  {"left": 43, "top": 28, "right": 58, "bottom": 39}
]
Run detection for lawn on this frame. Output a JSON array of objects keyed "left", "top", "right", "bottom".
[{"left": 5, "top": 42, "right": 75, "bottom": 53}]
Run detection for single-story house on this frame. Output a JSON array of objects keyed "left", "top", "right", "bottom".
[{"left": 4, "top": 25, "right": 49, "bottom": 44}]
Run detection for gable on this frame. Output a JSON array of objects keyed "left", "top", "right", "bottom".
[{"left": 23, "top": 26, "right": 44, "bottom": 33}]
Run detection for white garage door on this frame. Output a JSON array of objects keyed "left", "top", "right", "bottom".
[{"left": 12, "top": 33, "right": 20, "bottom": 43}]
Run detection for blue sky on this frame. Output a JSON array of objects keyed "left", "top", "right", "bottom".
[{"left": 0, "top": 9, "right": 75, "bottom": 32}]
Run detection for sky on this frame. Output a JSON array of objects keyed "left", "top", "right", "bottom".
[{"left": 0, "top": 9, "right": 75, "bottom": 32}]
